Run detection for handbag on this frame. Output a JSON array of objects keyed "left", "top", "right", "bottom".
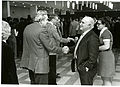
[{"left": 71, "top": 58, "right": 77, "bottom": 72}]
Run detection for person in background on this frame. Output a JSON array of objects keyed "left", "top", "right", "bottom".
[
  {"left": 97, "top": 17, "right": 115, "bottom": 85},
  {"left": 71, "top": 16, "right": 99, "bottom": 85},
  {"left": 69, "top": 18, "right": 79, "bottom": 38},
  {"left": 47, "top": 14, "right": 74, "bottom": 46},
  {"left": 1, "top": 20, "right": 19, "bottom": 84},
  {"left": 20, "top": 10, "right": 69, "bottom": 84},
  {"left": 47, "top": 14, "right": 74, "bottom": 79},
  {"left": 26, "top": 15, "right": 33, "bottom": 25},
  {"left": 7, "top": 18, "right": 19, "bottom": 59}
]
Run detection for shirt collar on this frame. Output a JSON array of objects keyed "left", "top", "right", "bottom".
[
  {"left": 82, "top": 29, "right": 91, "bottom": 37},
  {"left": 2, "top": 40, "right": 6, "bottom": 43},
  {"left": 48, "top": 21, "right": 57, "bottom": 28}
]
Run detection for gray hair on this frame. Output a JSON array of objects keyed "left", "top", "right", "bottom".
[
  {"left": 2, "top": 20, "right": 11, "bottom": 40},
  {"left": 34, "top": 10, "right": 48, "bottom": 22},
  {"left": 84, "top": 16, "right": 95, "bottom": 29}
]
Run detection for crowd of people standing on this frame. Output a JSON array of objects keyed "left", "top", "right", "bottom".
[{"left": 2, "top": 9, "right": 120, "bottom": 85}]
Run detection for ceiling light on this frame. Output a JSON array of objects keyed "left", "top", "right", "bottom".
[
  {"left": 72, "top": 2, "right": 75, "bottom": 9},
  {"left": 45, "top": 1, "right": 47, "bottom": 3},
  {"left": 67, "top": 1, "right": 70, "bottom": 8},
  {"left": 92, "top": 3, "right": 95, "bottom": 9},
  {"left": 54, "top": 1, "right": 56, "bottom": 5},
  {"left": 109, "top": 2, "right": 113, "bottom": 9},
  {"left": 76, "top": 1, "right": 78, "bottom": 4},
  {"left": 82, "top": 1, "right": 84, "bottom": 6},
  {"left": 86, "top": 1, "right": 88, "bottom": 7},
  {"left": 95, "top": 4, "right": 97, "bottom": 10},
  {"left": 100, "top": 1, "right": 103, "bottom": 3}
]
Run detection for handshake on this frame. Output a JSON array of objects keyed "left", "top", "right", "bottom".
[
  {"left": 67, "top": 37, "right": 79, "bottom": 43},
  {"left": 62, "top": 46, "right": 69, "bottom": 54},
  {"left": 67, "top": 37, "right": 75, "bottom": 42}
]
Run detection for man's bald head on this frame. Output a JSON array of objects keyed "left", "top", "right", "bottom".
[
  {"left": 80, "top": 16, "right": 95, "bottom": 32},
  {"left": 82, "top": 16, "right": 95, "bottom": 28}
]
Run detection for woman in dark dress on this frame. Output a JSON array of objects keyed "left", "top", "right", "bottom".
[{"left": 1, "top": 21, "right": 18, "bottom": 84}]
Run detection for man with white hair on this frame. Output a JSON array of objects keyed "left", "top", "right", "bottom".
[
  {"left": 20, "top": 10, "right": 69, "bottom": 84},
  {"left": 73, "top": 16, "right": 99, "bottom": 85}
]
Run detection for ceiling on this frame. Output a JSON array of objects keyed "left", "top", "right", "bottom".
[{"left": 2, "top": 0, "right": 120, "bottom": 12}]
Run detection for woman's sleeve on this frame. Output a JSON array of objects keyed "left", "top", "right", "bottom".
[{"left": 101, "top": 30, "right": 111, "bottom": 39}]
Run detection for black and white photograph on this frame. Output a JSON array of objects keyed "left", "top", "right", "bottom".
[{"left": 1, "top": 0, "right": 120, "bottom": 86}]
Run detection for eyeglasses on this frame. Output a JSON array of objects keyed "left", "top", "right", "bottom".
[{"left": 97, "top": 23, "right": 102, "bottom": 26}]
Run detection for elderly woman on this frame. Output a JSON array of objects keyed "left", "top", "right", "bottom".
[
  {"left": 2, "top": 21, "right": 18, "bottom": 84},
  {"left": 97, "top": 18, "right": 115, "bottom": 85}
]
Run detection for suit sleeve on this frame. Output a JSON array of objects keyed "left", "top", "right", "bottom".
[
  {"left": 51, "top": 26, "right": 69, "bottom": 43},
  {"left": 39, "top": 29, "right": 62, "bottom": 54},
  {"left": 84, "top": 35, "right": 99, "bottom": 69}
]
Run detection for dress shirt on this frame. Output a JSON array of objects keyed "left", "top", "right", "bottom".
[{"left": 2, "top": 40, "right": 6, "bottom": 43}]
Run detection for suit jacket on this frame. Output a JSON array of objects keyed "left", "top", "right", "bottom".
[
  {"left": 2, "top": 41, "right": 18, "bottom": 84},
  {"left": 20, "top": 22, "right": 62, "bottom": 73},
  {"left": 47, "top": 23, "right": 69, "bottom": 46},
  {"left": 76, "top": 30, "right": 99, "bottom": 70}
]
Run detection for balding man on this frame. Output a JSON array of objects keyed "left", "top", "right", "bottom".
[{"left": 73, "top": 16, "right": 99, "bottom": 85}]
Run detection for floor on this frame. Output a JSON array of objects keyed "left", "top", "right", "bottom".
[{"left": 15, "top": 48, "right": 120, "bottom": 85}]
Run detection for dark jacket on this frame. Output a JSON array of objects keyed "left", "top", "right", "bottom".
[
  {"left": 1, "top": 41, "right": 18, "bottom": 84},
  {"left": 76, "top": 30, "right": 99, "bottom": 70}
]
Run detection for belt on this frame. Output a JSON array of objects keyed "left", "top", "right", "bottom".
[{"left": 99, "top": 49, "right": 110, "bottom": 52}]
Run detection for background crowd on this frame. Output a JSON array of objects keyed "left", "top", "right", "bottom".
[
  {"left": 2, "top": 15, "right": 120, "bottom": 59},
  {"left": 2, "top": 11, "right": 120, "bottom": 85}
]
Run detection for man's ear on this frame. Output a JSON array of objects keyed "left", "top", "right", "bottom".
[{"left": 88, "top": 24, "right": 91, "bottom": 28}]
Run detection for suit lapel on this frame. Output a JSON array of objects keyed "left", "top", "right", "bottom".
[{"left": 79, "top": 30, "right": 93, "bottom": 47}]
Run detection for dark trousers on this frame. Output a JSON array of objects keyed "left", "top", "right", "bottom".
[
  {"left": 29, "top": 70, "right": 48, "bottom": 84},
  {"left": 48, "top": 54, "right": 56, "bottom": 85},
  {"left": 78, "top": 67, "right": 97, "bottom": 85}
]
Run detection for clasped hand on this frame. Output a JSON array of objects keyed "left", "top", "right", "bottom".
[
  {"left": 62, "top": 46, "right": 69, "bottom": 54},
  {"left": 67, "top": 37, "right": 75, "bottom": 42}
]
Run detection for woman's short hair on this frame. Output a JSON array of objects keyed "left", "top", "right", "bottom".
[
  {"left": 2, "top": 20, "right": 11, "bottom": 40},
  {"left": 34, "top": 10, "right": 48, "bottom": 22},
  {"left": 98, "top": 17, "right": 110, "bottom": 29}
]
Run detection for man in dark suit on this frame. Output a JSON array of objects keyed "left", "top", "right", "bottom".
[{"left": 73, "top": 16, "right": 99, "bottom": 85}]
